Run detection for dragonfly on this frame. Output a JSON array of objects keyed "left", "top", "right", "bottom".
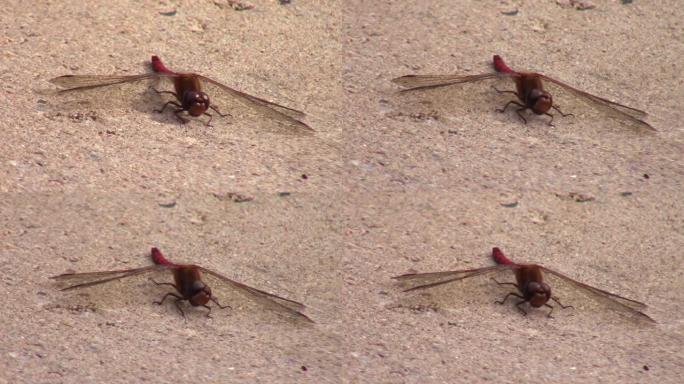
[
  {"left": 49, "top": 55, "right": 312, "bottom": 133},
  {"left": 51, "top": 247, "right": 313, "bottom": 322},
  {"left": 393, "top": 247, "right": 654, "bottom": 322},
  {"left": 391, "top": 55, "right": 654, "bottom": 130}
]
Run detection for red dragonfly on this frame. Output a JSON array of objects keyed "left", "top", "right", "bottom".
[
  {"left": 49, "top": 55, "right": 312, "bottom": 132},
  {"left": 51, "top": 247, "right": 313, "bottom": 322},
  {"left": 393, "top": 247, "right": 654, "bottom": 322},
  {"left": 391, "top": 55, "right": 654, "bottom": 130}
]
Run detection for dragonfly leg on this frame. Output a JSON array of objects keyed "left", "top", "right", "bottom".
[
  {"left": 515, "top": 107, "right": 529, "bottom": 124},
  {"left": 149, "top": 87, "right": 178, "bottom": 99},
  {"left": 544, "top": 303, "right": 555, "bottom": 318},
  {"left": 149, "top": 278, "right": 178, "bottom": 290},
  {"left": 154, "top": 292, "right": 185, "bottom": 317},
  {"left": 210, "top": 297, "right": 232, "bottom": 310},
  {"left": 543, "top": 112, "right": 555, "bottom": 127},
  {"left": 202, "top": 304, "right": 213, "bottom": 318},
  {"left": 515, "top": 300, "right": 528, "bottom": 316},
  {"left": 173, "top": 297, "right": 187, "bottom": 319},
  {"left": 155, "top": 100, "right": 182, "bottom": 114},
  {"left": 202, "top": 112, "right": 214, "bottom": 127},
  {"left": 552, "top": 104, "right": 574, "bottom": 118},
  {"left": 551, "top": 296, "right": 574, "bottom": 310},
  {"left": 173, "top": 109, "right": 189, "bottom": 124},
  {"left": 491, "top": 85, "right": 518, "bottom": 97},
  {"left": 209, "top": 105, "right": 231, "bottom": 118},
  {"left": 496, "top": 100, "right": 525, "bottom": 114},
  {"left": 497, "top": 100, "right": 529, "bottom": 124},
  {"left": 490, "top": 277, "right": 519, "bottom": 289},
  {"left": 495, "top": 291, "right": 524, "bottom": 305}
]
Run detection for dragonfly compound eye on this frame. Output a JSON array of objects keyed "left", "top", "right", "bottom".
[
  {"left": 529, "top": 89, "right": 552, "bottom": 115},
  {"left": 526, "top": 281, "right": 551, "bottom": 307},
  {"left": 189, "top": 292, "right": 210, "bottom": 306},
  {"left": 191, "top": 280, "right": 206, "bottom": 292},
  {"left": 184, "top": 91, "right": 210, "bottom": 116},
  {"left": 188, "top": 282, "right": 211, "bottom": 306}
]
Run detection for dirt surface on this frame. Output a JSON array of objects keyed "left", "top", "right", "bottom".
[{"left": 1, "top": 0, "right": 683, "bottom": 383}]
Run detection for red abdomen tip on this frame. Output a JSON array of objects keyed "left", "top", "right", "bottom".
[
  {"left": 151, "top": 247, "right": 170, "bottom": 265},
  {"left": 493, "top": 55, "right": 513, "bottom": 74},
  {"left": 492, "top": 247, "right": 513, "bottom": 265},
  {"left": 150, "top": 55, "right": 171, "bottom": 74}
]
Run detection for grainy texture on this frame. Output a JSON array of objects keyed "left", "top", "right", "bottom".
[{"left": 1, "top": 0, "right": 683, "bottom": 383}]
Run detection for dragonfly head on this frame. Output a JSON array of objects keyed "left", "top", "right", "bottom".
[
  {"left": 182, "top": 91, "right": 210, "bottom": 117},
  {"left": 529, "top": 88, "right": 552, "bottom": 115},
  {"left": 188, "top": 280, "right": 212, "bottom": 306},
  {"left": 526, "top": 281, "right": 551, "bottom": 307}
]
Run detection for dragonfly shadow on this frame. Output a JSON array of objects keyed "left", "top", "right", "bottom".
[
  {"left": 42, "top": 78, "right": 165, "bottom": 123},
  {"left": 389, "top": 270, "right": 515, "bottom": 316},
  {"left": 49, "top": 271, "right": 169, "bottom": 314},
  {"left": 389, "top": 77, "right": 516, "bottom": 125}
]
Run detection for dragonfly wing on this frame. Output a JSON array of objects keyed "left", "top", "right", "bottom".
[
  {"left": 539, "top": 74, "right": 654, "bottom": 131},
  {"left": 541, "top": 266, "right": 654, "bottom": 322},
  {"left": 391, "top": 72, "right": 508, "bottom": 91},
  {"left": 49, "top": 73, "right": 162, "bottom": 93},
  {"left": 199, "top": 267, "right": 313, "bottom": 323},
  {"left": 196, "top": 75, "right": 312, "bottom": 133},
  {"left": 393, "top": 265, "right": 509, "bottom": 291},
  {"left": 51, "top": 265, "right": 168, "bottom": 291}
]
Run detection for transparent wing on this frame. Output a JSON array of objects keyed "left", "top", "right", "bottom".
[
  {"left": 540, "top": 266, "right": 655, "bottom": 322},
  {"left": 539, "top": 74, "right": 654, "bottom": 131},
  {"left": 51, "top": 265, "right": 169, "bottom": 291},
  {"left": 391, "top": 72, "right": 509, "bottom": 91},
  {"left": 393, "top": 265, "right": 511, "bottom": 291},
  {"left": 199, "top": 267, "right": 313, "bottom": 323},
  {"left": 45, "top": 73, "right": 173, "bottom": 116},
  {"left": 197, "top": 74, "right": 312, "bottom": 134},
  {"left": 49, "top": 73, "right": 163, "bottom": 92}
]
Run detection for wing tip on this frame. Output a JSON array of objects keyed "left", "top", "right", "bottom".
[
  {"left": 391, "top": 272, "right": 421, "bottom": 280},
  {"left": 636, "top": 311, "right": 656, "bottom": 323},
  {"left": 48, "top": 76, "right": 68, "bottom": 88},
  {"left": 640, "top": 121, "right": 657, "bottom": 132},
  {"left": 298, "top": 122, "right": 315, "bottom": 132},
  {"left": 279, "top": 120, "right": 315, "bottom": 135},
  {"left": 391, "top": 76, "right": 411, "bottom": 85},
  {"left": 297, "top": 312, "right": 315, "bottom": 323},
  {"left": 50, "top": 273, "right": 75, "bottom": 280}
]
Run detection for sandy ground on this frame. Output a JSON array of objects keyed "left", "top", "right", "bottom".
[{"left": 1, "top": 0, "right": 683, "bottom": 383}]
